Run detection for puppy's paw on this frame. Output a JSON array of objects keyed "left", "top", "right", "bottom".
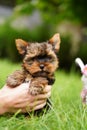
[
  {"left": 29, "top": 77, "right": 48, "bottom": 95},
  {"left": 29, "top": 85, "right": 43, "bottom": 95},
  {"left": 6, "top": 70, "right": 25, "bottom": 87}
]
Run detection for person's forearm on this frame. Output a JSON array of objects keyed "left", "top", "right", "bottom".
[{"left": 0, "top": 89, "right": 8, "bottom": 115}]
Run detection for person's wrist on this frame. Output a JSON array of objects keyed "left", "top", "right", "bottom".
[{"left": 0, "top": 89, "right": 8, "bottom": 115}]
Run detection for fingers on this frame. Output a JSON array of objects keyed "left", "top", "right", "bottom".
[
  {"left": 33, "top": 102, "right": 46, "bottom": 111},
  {"left": 13, "top": 100, "right": 47, "bottom": 113},
  {"left": 36, "top": 91, "right": 51, "bottom": 100},
  {"left": 13, "top": 99, "right": 46, "bottom": 109},
  {"left": 43, "top": 85, "right": 52, "bottom": 93},
  {"left": 22, "top": 101, "right": 46, "bottom": 112}
]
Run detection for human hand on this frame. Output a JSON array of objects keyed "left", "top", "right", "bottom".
[{"left": 0, "top": 83, "right": 51, "bottom": 114}]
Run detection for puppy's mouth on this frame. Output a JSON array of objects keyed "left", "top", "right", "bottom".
[{"left": 33, "top": 71, "right": 49, "bottom": 77}]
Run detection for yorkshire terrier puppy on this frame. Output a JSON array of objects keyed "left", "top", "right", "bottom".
[
  {"left": 7, "top": 33, "right": 60, "bottom": 94},
  {"left": 6, "top": 33, "right": 61, "bottom": 114}
]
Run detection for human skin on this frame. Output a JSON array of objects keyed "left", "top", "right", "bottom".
[{"left": 0, "top": 83, "right": 51, "bottom": 115}]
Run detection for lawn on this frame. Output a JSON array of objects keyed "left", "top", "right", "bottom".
[{"left": 0, "top": 59, "right": 87, "bottom": 130}]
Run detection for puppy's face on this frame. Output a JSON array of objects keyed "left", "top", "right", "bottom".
[
  {"left": 15, "top": 33, "right": 60, "bottom": 77},
  {"left": 23, "top": 45, "right": 58, "bottom": 77}
]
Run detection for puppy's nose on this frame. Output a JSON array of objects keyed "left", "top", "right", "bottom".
[{"left": 40, "top": 64, "right": 44, "bottom": 69}]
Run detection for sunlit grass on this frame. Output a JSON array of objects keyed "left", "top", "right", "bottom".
[{"left": 0, "top": 59, "right": 87, "bottom": 130}]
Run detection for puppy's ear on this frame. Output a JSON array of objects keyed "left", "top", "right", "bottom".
[
  {"left": 15, "top": 39, "right": 28, "bottom": 55},
  {"left": 49, "top": 33, "right": 61, "bottom": 53}
]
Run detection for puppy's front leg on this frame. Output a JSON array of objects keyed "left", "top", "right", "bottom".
[
  {"left": 29, "top": 77, "right": 48, "bottom": 95},
  {"left": 6, "top": 70, "right": 25, "bottom": 87}
]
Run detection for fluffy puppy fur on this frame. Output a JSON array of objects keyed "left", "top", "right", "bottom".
[
  {"left": 6, "top": 33, "right": 60, "bottom": 95},
  {"left": 6, "top": 33, "right": 61, "bottom": 114}
]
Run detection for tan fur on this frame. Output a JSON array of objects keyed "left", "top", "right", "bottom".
[{"left": 6, "top": 33, "right": 61, "bottom": 95}]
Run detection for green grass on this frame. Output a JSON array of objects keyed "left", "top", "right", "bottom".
[{"left": 0, "top": 59, "right": 87, "bottom": 130}]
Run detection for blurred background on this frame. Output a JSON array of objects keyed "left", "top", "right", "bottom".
[{"left": 0, "top": 0, "right": 87, "bottom": 71}]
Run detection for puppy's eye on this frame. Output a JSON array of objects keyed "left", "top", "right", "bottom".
[
  {"left": 27, "top": 60, "right": 33, "bottom": 65},
  {"left": 47, "top": 56, "right": 52, "bottom": 61},
  {"left": 48, "top": 56, "right": 52, "bottom": 60}
]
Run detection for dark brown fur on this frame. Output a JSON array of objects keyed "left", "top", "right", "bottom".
[{"left": 6, "top": 33, "right": 60, "bottom": 99}]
